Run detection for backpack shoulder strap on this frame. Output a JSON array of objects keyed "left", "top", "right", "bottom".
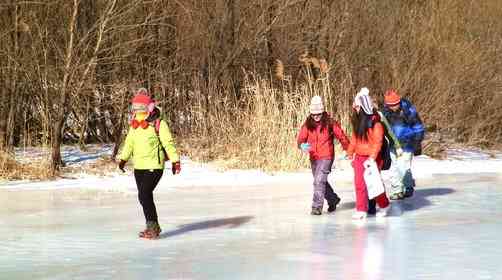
[
  {"left": 377, "top": 111, "right": 402, "bottom": 149},
  {"left": 154, "top": 118, "right": 161, "bottom": 135}
]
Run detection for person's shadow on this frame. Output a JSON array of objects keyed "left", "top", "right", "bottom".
[
  {"left": 158, "top": 216, "right": 254, "bottom": 239},
  {"left": 390, "top": 187, "right": 455, "bottom": 215},
  {"left": 336, "top": 187, "right": 455, "bottom": 216}
]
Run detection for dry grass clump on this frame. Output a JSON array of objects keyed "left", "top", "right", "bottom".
[
  {"left": 181, "top": 56, "right": 350, "bottom": 171},
  {"left": 0, "top": 150, "right": 120, "bottom": 181},
  {"left": 0, "top": 152, "right": 53, "bottom": 180}
]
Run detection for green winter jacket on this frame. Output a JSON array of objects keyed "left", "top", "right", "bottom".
[{"left": 118, "top": 120, "right": 179, "bottom": 170}]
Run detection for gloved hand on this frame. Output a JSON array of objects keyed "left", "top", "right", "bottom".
[
  {"left": 414, "top": 146, "right": 422, "bottom": 156},
  {"left": 396, "top": 148, "right": 404, "bottom": 157},
  {"left": 118, "top": 160, "right": 127, "bottom": 173},
  {"left": 300, "top": 143, "right": 311, "bottom": 153},
  {"left": 412, "top": 142, "right": 422, "bottom": 156},
  {"left": 339, "top": 152, "right": 348, "bottom": 160},
  {"left": 172, "top": 161, "right": 181, "bottom": 175},
  {"left": 363, "top": 158, "right": 376, "bottom": 169}
]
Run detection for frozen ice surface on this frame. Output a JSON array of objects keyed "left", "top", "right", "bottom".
[{"left": 1, "top": 173, "right": 502, "bottom": 280}]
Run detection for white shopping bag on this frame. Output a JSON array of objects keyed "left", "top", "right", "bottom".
[{"left": 363, "top": 159, "right": 385, "bottom": 199}]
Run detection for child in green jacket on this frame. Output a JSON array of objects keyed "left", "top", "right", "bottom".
[{"left": 118, "top": 88, "right": 180, "bottom": 239}]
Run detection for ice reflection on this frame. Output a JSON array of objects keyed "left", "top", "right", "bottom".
[
  {"left": 342, "top": 222, "right": 386, "bottom": 280},
  {"left": 1, "top": 173, "right": 501, "bottom": 279}
]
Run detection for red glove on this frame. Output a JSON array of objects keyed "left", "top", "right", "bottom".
[
  {"left": 172, "top": 161, "right": 181, "bottom": 175},
  {"left": 118, "top": 160, "right": 127, "bottom": 173}
]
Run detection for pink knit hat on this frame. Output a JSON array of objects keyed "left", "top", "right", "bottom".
[
  {"left": 131, "top": 88, "right": 155, "bottom": 112},
  {"left": 131, "top": 88, "right": 152, "bottom": 105}
]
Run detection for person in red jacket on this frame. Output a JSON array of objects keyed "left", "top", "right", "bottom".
[
  {"left": 297, "top": 96, "right": 350, "bottom": 215},
  {"left": 347, "top": 88, "right": 390, "bottom": 220}
]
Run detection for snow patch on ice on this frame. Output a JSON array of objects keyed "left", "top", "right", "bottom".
[
  {"left": 14, "top": 144, "right": 114, "bottom": 166},
  {"left": 2, "top": 145, "right": 501, "bottom": 191},
  {"left": 411, "top": 152, "right": 502, "bottom": 179}
]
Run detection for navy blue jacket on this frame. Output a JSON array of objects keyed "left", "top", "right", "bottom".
[{"left": 382, "top": 98, "right": 425, "bottom": 153}]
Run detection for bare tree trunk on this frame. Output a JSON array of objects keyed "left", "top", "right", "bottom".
[
  {"left": 10, "top": 86, "right": 25, "bottom": 147},
  {"left": 50, "top": 0, "right": 117, "bottom": 173},
  {"left": 111, "top": 92, "right": 127, "bottom": 160},
  {"left": 93, "top": 93, "right": 111, "bottom": 143},
  {"left": 78, "top": 98, "right": 90, "bottom": 149},
  {"left": 0, "top": 66, "right": 7, "bottom": 150},
  {"left": 51, "top": 0, "right": 79, "bottom": 174},
  {"left": 266, "top": 2, "right": 277, "bottom": 70},
  {"left": 5, "top": 0, "right": 20, "bottom": 151},
  {"left": 227, "top": 0, "right": 240, "bottom": 97},
  {"left": 163, "top": 0, "right": 177, "bottom": 74},
  {"left": 6, "top": 92, "right": 18, "bottom": 149}
]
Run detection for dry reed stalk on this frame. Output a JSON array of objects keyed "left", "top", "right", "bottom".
[
  {"left": 319, "top": 59, "right": 329, "bottom": 74},
  {"left": 310, "top": 57, "right": 321, "bottom": 69},
  {"left": 299, "top": 51, "right": 309, "bottom": 66},
  {"left": 0, "top": 152, "right": 53, "bottom": 180},
  {"left": 180, "top": 71, "right": 351, "bottom": 171},
  {"left": 275, "top": 59, "right": 285, "bottom": 81}
]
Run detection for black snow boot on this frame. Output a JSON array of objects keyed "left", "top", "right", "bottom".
[
  {"left": 327, "top": 196, "right": 341, "bottom": 213},
  {"left": 311, "top": 207, "right": 322, "bottom": 215},
  {"left": 404, "top": 188, "right": 414, "bottom": 198},
  {"left": 367, "top": 199, "right": 377, "bottom": 215}
]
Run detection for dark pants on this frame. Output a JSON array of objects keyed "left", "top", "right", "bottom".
[
  {"left": 368, "top": 199, "right": 376, "bottom": 214},
  {"left": 134, "top": 169, "right": 163, "bottom": 223},
  {"left": 311, "top": 159, "right": 339, "bottom": 209}
]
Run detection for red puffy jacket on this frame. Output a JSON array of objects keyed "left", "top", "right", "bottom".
[
  {"left": 297, "top": 120, "right": 350, "bottom": 160},
  {"left": 347, "top": 114, "right": 384, "bottom": 167}
]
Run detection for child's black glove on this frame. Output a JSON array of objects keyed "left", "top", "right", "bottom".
[{"left": 118, "top": 160, "right": 127, "bottom": 173}]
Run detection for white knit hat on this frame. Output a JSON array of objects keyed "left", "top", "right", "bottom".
[
  {"left": 309, "top": 95, "right": 324, "bottom": 114},
  {"left": 353, "top": 87, "right": 373, "bottom": 115}
]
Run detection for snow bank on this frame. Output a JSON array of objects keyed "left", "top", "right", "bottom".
[{"left": 1, "top": 145, "right": 500, "bottom": 191}]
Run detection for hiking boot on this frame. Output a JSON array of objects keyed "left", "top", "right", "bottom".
[
  {"left": 311, "top": 207, "right": 322, "bottom": 215},
  {"left": 139, "top": 228, "right": 159, "bottom": 239},
  {"left": 327, "top": 197, "right": 341, "bottom": 213},
  {"left": 403, "top": 188, "right": 414, "bottom": 198},
  {"left": 389, "top": 192, "right": 405, "bottom": 200},
  {"left": 139, "top": 221, "right": 162, "bottom": 239}
]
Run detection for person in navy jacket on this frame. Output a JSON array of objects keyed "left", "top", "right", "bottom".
[{"left": 382, "top": 90, "right": 425, "bottom": 199}]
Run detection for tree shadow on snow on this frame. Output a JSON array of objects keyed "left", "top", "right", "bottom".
[
  {"left": 389, "top": 187, "right": 455, "bottom": 216},
  {"left": 158, "top": 216, "right": 254, "bottom": 239}
]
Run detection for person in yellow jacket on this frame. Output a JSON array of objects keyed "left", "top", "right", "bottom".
[{"left": 118, "top": 88, "right": 180, "bottom": 239}]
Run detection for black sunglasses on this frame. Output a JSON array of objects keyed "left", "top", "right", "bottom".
[{"left": 311, "top": 113, "right": 323, "bottom": 117}]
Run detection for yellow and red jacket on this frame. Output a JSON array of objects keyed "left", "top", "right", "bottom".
[{"left": 118, "top": 119, "right": 179, "bottom": 170}]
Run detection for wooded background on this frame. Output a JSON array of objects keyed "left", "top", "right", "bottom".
[{"left": 1, "top": 0, "right": 501, "bottom": 175}]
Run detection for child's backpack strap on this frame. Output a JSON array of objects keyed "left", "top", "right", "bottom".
[
  {"left": 378, "top": 111, "right": 402, "bottom": 150},
  {"left": 154, "top": 118, "right": 161, "bottom": 135},
  {"left": 153, "top": 118, "right": 169, "bottom": 163}
]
